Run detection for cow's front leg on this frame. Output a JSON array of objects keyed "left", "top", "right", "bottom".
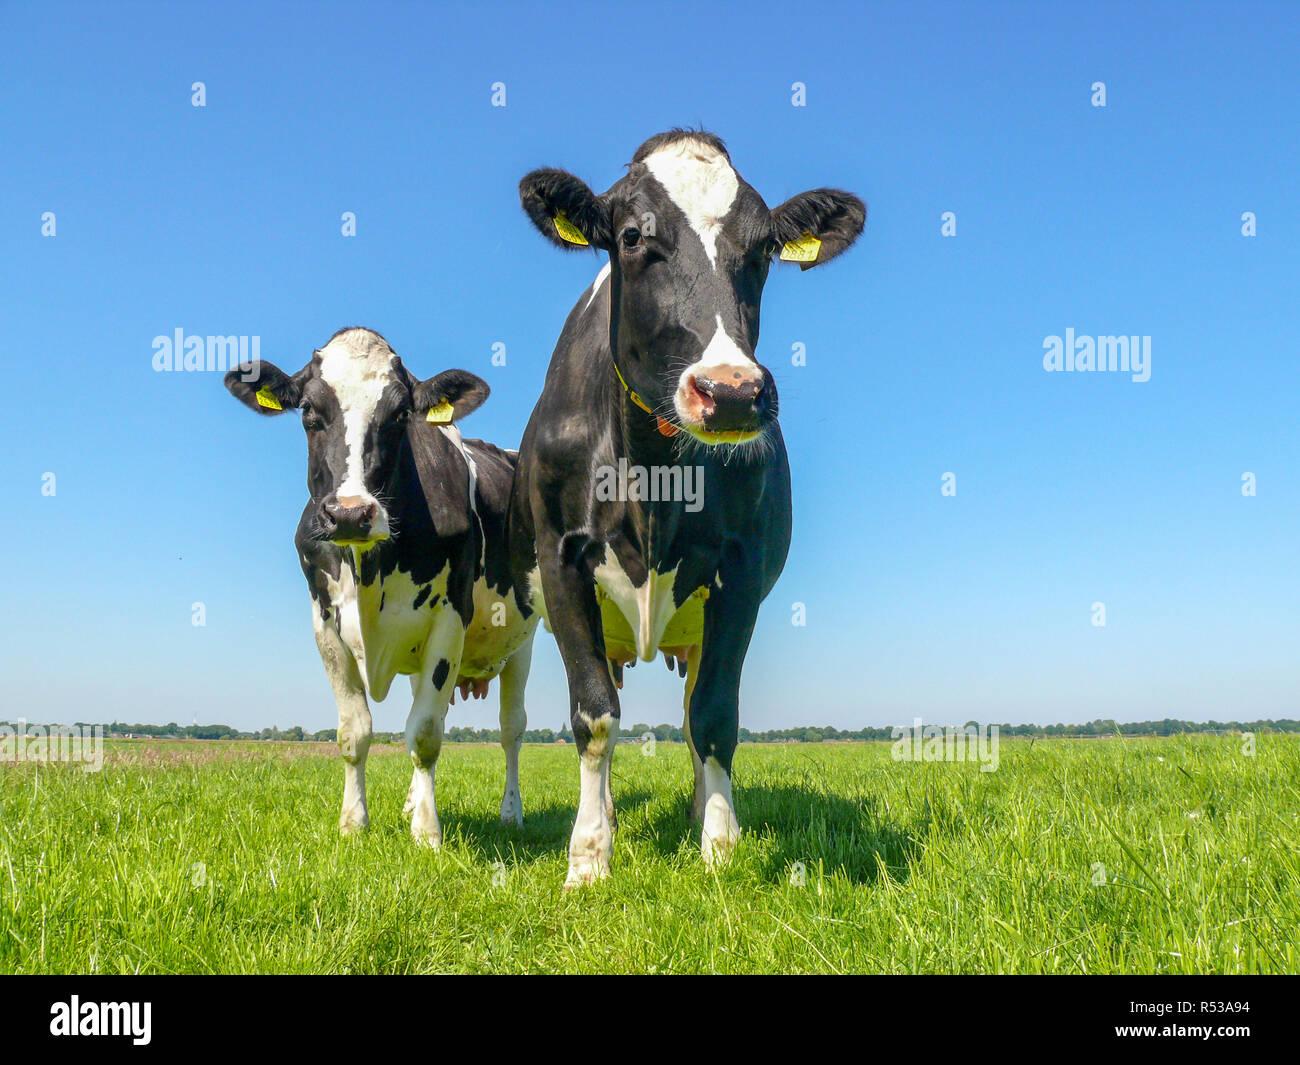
[
  {"left": 691, "top": 559, "right": 763, "bottom": 867},
  {"left": 496, "top": 636, "right": 534, "bottom": 827},
  {"left": 539, "top": 533, "right": 621, "bottom": 887},
  {"left": 314, "top": 603, "right": 372, "bottom": 835},
  {"left": 405, "top": 607, "right": 466, "bottom": 849}
]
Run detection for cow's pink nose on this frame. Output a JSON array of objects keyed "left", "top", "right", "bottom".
[
  {"left": 685, "top": 364, "right": 767, "bottom": 429},
  {"left": 321, "top": 497, "right": 378, "bottom": 540}
]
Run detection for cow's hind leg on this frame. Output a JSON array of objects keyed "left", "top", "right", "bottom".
[
  {"left": 681, "top": 644, "right": 705, "bottom": 822},
  {"left": 314, "top": 605, "right": 372, "bottom": 835},
  {"left": 405, "top": 609, "right": 466, "bottom": 849},
  {"left": 496, "top": 636, "right": 533, "bottom": 827}
]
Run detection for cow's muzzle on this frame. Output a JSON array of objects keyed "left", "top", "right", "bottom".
[
  {"left": 675, "top": 362, "right": 772, "bottom": 444},
  {"left": 320, "top": 495, "right": 386, "bottom": 544}
]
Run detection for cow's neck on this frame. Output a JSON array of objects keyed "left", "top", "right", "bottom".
[
  {"left": 611, "top": 368, "right": 688, "bottom": 566},
  {"left": 615, "top": 387, "right": 679, "bottom": 465}
]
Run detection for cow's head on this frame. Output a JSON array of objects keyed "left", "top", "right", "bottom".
[
  {"left": 519, "top": 130, "right": 865, "bottom": 446},
  {"left": 225, "top": 327, "right": 489, "bottom": 546}
]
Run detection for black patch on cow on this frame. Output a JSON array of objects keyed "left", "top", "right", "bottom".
[
  {"left": 412, "top": 585, "right": 432, "bottom": 610},
  {"left": 431, "top": 659, "right": 450, "bottom": 691}
]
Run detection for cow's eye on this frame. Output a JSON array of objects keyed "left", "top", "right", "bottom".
[
  {"left": 620, "top": 227, "right": 641, "bottom": 249},
  {"left": 302, "top": 408, "right": 324, "bottom": 431}
]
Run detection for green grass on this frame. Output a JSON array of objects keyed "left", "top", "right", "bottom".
[{"left": 1, "top": 734, "right": 1296, "bottom": 973}]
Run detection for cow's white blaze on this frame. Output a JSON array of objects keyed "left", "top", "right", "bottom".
[
  {"left": 643, "top": 140, "right": 738, "bottom": 269},
  {"left": 318, "top": 329, "right": 397, "bottom": 528}
]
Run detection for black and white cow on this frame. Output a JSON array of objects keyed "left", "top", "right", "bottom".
[
  {"left": 509, "top": 130, "right": 866, "bottom": 885},
  {"left": 226, "top": 327, "right": 538, "bottom": 845}
]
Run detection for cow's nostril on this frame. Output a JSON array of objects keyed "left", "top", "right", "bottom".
[{"left": 691, "top": 374, "right": 715, "bottom": 398}]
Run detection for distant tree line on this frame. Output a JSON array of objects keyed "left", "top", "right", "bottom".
[{"left": 3, "top": 717, "right": 1297, "bottom": 744}]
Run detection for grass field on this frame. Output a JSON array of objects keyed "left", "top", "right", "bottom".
[{"left": 1, "top": 734, "right": 1296, "bottom": 974}]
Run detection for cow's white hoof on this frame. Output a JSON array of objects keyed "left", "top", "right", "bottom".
[
  {"left": 701, "top": 798, "right": 741, "bottom": 867},
  {"left": 339, "top": 808, "right": 369, "bottom": 836},
  {"left": 499, "top": 794, "right": 524, "bottom": 828},
  {"left": 701, "top": 827, "right": 740, "bottom": 866},
  {"left": 410, "top": 802, "right": 441, "bottom": 849},
  {"left": 564, "top": 855, "right": 610, "bottom": 889}
]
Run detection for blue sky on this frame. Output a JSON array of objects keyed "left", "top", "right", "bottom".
[{"left": 2, "top": 0, "right": 1296, "bottom": 733}]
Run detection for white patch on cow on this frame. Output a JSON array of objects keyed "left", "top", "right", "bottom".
[
  {"left": 566, "top": 712, "right": 617, "bottom": 887},
  {"left": 327, "top": 560, "right": 452, "bottom": 702},
  {"left": 323, "top": 562, "right": 365, "bottom": 673},
  {"left": 682, "top": 315, "right": 751, "bottom": 379},
  {"left": 700, "top": 756, "right": 741, "bottom": 865},
  {"left": 585, "top": 262, "right": 611, "bottom": 311},
  {"left": 643, "top": 139, "right": 739, "bottom": 268},
  {"left": 593, "top": 549, "right": 680, "bottom": 662},
  {"left": 318, "top": 329, "right": 397, "bottom": 521}
]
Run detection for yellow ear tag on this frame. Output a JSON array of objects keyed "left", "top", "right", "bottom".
[
  {"left": 554, "top": 211, "right": 589, "bottom": 246},
  {"left": 780, "top": 232, "right": 822, "bottom": 263},
  {"left": 425, "top": 399, "right": 454, "bottom": 425},
  {"left": 255, "top": 386, "right": 282, "bottom": 411}
]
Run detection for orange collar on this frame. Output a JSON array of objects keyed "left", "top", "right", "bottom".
[{"left": 613, "top": 361, "right": 678, "bottom": 438}]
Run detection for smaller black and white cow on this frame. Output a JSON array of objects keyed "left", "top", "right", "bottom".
[{"left": 225, "top": 327, "right": 537, "bottom": 845}]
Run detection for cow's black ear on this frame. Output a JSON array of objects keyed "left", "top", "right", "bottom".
[
  {"left": 414, "top": 370, "right": 490, "bottom": 425},
  {"left": 770, "top": 189, "right": 866, "bottom": 271},
  {"left": 519, "top": 168, "right": 612, "bottom": 251},
  {"left": 224, "top": 361, "right": 308, "bottom": 415}
]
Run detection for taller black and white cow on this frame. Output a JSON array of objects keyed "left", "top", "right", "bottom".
[
  {"left": 225, "top": 327, "right": 538, "bottom": 845},
  {"left": 509, "top": 130, "right": 866, "bottom": 885}
]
